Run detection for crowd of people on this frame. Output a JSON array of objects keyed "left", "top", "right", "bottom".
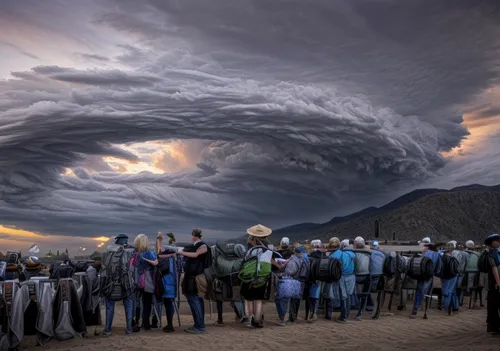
[
  {"left": 1, "top": 225, "right": 499, "bottom": 350},
  {"left": 98, "top": 226, "right": 500, "bottom": 337}
]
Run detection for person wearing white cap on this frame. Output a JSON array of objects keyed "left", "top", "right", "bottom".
[{"left": 465, "top": 240, "right": 475, "bottom": 249}]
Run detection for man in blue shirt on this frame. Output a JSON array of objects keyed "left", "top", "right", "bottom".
[{"left": 485, "top": 234, "right": 500, "bottom": 335}]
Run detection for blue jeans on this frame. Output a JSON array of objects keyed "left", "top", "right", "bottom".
[
  {"left": 275, "top": 297, "right": 289, "bottom": 321},
  {"left": 105, "top": 295, "right": 134, "bottom": 333},
  {"left": 442, "top": 277, "right": 459, "bottom": 312},
  {"left": 412, "top": 279, "right": 433, "bottom": 314},
  {"left": 356, "top": 275, "right": 372, "bottom": 317},
  {"left": 186, "top": 295, "right": 205, "bottom": 331}
]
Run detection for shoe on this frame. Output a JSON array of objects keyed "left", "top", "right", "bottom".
[
  {"left": 276, "top": 320, "right": 286, "bottom": 326},
  {"left": 216, "top": 320, "right": 225, "bottom": 327},
  {"left": 163, "top": 326, "right": 175, "bottom": 333},
  {"left": 251, "top": 319, "right": 263, "bottom": 328},
  {"left": 324, "top": 315, "right": 332, "bottom": 320},
  {"left": 336, "top": 318, "right": 348, "bottom": 324},
  {"left": 311, "top": 313, "right": 317, "bottom": 321},
  {"left": 184, "top": 327, "right": 204, "bottom": 334},
  {"left": 132, "top": 326, "right": 141, "bottom": 333},
  {"left": 409, "top": 313, "right": 417, "bottom": 319},
  {"left": 143, "top": 326, "right": 152, "bottom": 331},
  {"left": 103, "top": 331, "right": 111, "bottom": 337}
]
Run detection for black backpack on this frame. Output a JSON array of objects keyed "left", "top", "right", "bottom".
[
  {"left": 310, "top": 257, "right": 342, "bottom": 282},
  {"left": 408, "top": 254, "right": 434, "bottom": 281},
  {"left": 202, "top": 242, "right": 213, "bottom": 270},
  {"left": 477, "top": 250, "right": 497, "bottom": 273},
  {"left": 441, "top": 256, "right": 460, "bottom": 279}
]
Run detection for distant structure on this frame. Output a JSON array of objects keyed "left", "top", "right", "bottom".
[{"left": 374, "top": 219, "right": 380, "bottom": 239}]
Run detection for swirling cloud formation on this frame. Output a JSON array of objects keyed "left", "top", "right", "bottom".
[{"left": 1, "top": 0, "right": 500, "bottom": 247}]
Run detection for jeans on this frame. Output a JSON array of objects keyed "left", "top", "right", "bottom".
[
  {"left": 186, "top": 295, "right": 205, "bottom": 331},
  {"left": 305, "top": 298, "right": 318, "bottom": 319},
  {"left": 163, "top": 298, "right": 175, "bottom": 328},
  {"left": 216, "top": 300, "right": 223, "bottom": 321},
  {"left": 289, "top": 298, "right": 301, "bottom": 321},
  {"left": 412, "top": 279, "right": 433, "bottom": 314},
  {"left": 105, "top": 294, "right": 134, "bottom": 333},
  {"left": 442, "top": 277, "right": 459, "bottom": 312},
  {"left": 275, "top": 297, "right": 289, "bottom": 321}
]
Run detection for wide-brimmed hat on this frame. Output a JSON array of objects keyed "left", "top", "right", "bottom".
[
  {"left": 484, "top": 233, "right": 500, "bottom": 246},
  {"left": 247, "top": 224, "right": 272, "bottom": 237}
]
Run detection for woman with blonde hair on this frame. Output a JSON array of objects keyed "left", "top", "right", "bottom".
[{"left": 133, "top": 234, "right": 158, "bottom": 331}]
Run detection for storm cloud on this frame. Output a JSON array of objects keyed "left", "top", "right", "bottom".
[{"left": 1, "top": 0, "right": 500, "bottom": 242}]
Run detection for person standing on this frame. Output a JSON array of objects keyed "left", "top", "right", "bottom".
[
  {"left": 177, "top": 229, "right": 209, "bottom": 334},
  {"left": 102, "top": 234, "right": 140, "bottom": 336},
  {"left": 484, "top": 234, "right": 500, "bottom": 335},
  {"left": 156, "top": 232, "right": 178, "bottom": 333}
]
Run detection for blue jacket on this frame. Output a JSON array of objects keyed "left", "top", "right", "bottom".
[
  {"left": 330, "top": 249, "right": 355, "bottom": 275},
  {"left": 161, "top": 256, "right": 178, "bottom": 299},
  {"left": 424, "top": 250, "right": 442, "bottom": 276}
]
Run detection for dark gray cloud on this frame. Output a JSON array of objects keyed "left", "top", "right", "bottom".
[{"left": 0, "top": 0, "right": 500, "bottom": 240}]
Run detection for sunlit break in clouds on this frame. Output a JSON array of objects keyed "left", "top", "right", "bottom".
[{"left": 1, "top": 0, "right": 500, "bottom": 252}]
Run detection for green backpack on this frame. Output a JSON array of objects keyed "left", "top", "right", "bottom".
[
  {"left": 238, "top": 246, "right": 273, "bottom": 288},
  {"left": 465, "top": 250, "right": 479, "bottom": 273}
]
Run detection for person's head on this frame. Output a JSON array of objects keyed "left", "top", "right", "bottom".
[
  {"left": 134, "top": 234, "right": 149, "bottom": 253},
  {"left": 354, "top": 236, "right": 365, "bottom": 249},
  {"left": 371, "top": 241, "right": 379, "bottom": 249},
  {"left": 246, "top": 224, "right": 272, "bottom": 247},
  {"left": 447, "top": 240, "right": 457, "bottom": 249},
  {"left": 340, "top": 239, "right": 350, "bottom": 250},
  {"left": 295, "top": 246, "right": 307, "bottom": 256},
  {"left": 485, "top": 233, "right": 500, "bottom": 249},
  {"left": 465, "top": 240, "right": 475, "bottom": 249},
  {"left": 115, "top": 233, "right": 128, "bottom": 246},
  {"left": 311, "top": 239, "right": 322, "bottom": 250},
  {"left": 329, "top": 237, "right": 341, "bottom": 250},
  {"left": 280, "top": 237, "right": 290, "bottom": 248},
  {"left": 191, "top": 228, "right": 203, "bottom": 242},
  {"left": 420, "top": 237, "right": 431, "bottom": 246}
]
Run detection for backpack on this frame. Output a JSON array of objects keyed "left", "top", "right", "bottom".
[
  {"left": 383, "top": 251, "right": 403, "bottom": 277},
  {"left": 50, "top": 262, "right": 75, "bottom": 279},
  {"left": 212, "top": 243, "right": 246, "bottom": 278},
  {"left": 131, "top": 252, "right": 147, "bottom": 290},
  {"left": 477, "top": 250, "right": 497, "bottom": 273},
  {"left": 350, "top": 250, "right": 370, "bottom": 276},
  {"left": 0, "top": 261, "right": 5, "bottom": 281},
  {"left": 310, "top": 257, "right": 342, "bottom": 282},
  {"left": 408, "top": 254, "right": 434, "bottom": 281},
  {"left": 202, "top": 242, "right": 213, "bottom": 270},
  {"left": 284, "top": 256, "right": 310, "bottom": 282},
  {"left": 370, "top": 249, "right": 386, "bottom": 276},
  {"left": 465, "top": 251, "right": 479, "bottom": 273},
  {"left": 100, "top": 245, "right": 136, "bottom": 301},
  {"left": 451, "top": 250, "right": 469, "bottom": 275},
  {"left": 238, "top": 246, "right": 274, "bottom": 288},
  {"left": 441, "top": 255, "right": 460, "bottom": 280}
]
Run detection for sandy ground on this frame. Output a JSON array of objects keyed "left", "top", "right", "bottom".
[{"left": 20, "top": 296, "right": 498, "bottom": 351}]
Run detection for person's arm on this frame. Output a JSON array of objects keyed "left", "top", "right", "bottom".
[
  {"left": 178, "top": 244, "right": 207, "bottom": 258},
  {"left": 142, "top": 251, "right": 159, "bottom": 266},
  {"left": 492, "top": 266, "right": 500, "bottom": 288}
]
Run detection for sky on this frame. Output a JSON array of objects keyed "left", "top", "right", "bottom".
[{"left": 1, "top": 0, "right": 500, "bottom": 255}]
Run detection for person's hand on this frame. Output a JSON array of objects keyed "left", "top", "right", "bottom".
[{"left": 157, "top": 232, "right": 163, "bottom": 239}]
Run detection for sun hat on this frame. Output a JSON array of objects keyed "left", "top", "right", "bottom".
[
  {"left": 329, "top": 237, "right": 341, "bottom": 248},
  {"left": 340, "top": 239, "right": 350, "bottom": 249},
  {"left": 371, "top": 241, "right": 379, "bottom": 248},
  {"left": 247, "top": 224, "right": 272, "bottom": 238},
  {"left": 311, "top": 239, "right": 322, "bottom": 248},
  {"left": 484, "top": 233, "right": 500, "bottom": 246},
  {"left": 465, "top": 240, "right": 474, "bottom": 249},
  {"left": 280, "top": 237, "right": 290, "bottom": 246}
]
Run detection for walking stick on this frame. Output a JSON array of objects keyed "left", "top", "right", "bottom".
[{"left": 175, "top": 256, "right": 182, "bottom": 327}]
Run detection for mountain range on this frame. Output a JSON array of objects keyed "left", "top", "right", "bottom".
[{"left": 261, "top": 184, "right": 500, "bottom": 244}]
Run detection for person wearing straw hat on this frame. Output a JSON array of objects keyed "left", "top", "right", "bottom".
[
  {"left": 484, "top": 234, "right": 500, "bottom": 335},
  {"left": 240, "top": 224, "right": 274, "bottom": 328}
]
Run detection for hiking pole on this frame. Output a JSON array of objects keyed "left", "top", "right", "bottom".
[{"left": 175, "top": 256, "right": 181, "bottom": 327}]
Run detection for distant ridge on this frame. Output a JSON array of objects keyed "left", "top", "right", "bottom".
[{"left": 262, "top": 184, "right": 500, "bottom": 243}]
